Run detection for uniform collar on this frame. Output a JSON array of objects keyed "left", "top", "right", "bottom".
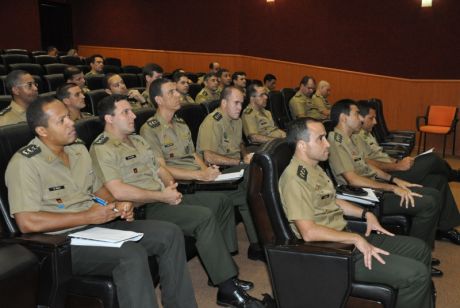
[
  {"left": 295, "top": 91, "right": 308, "bottom": 100},
  {"left": 32, "top": 137, "right": 82, "bottom": 165},
  {"left": 11, "top": 100, "right": 27, "bottom": 114}
]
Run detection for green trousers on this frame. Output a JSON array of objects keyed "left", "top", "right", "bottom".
[
  {"left": 144, "top": 201, "right": 238, "bottom": 285},
  {"left": 354, "top": 234, "right": 433, "bottom": 308}
]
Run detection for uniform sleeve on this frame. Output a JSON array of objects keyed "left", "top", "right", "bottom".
[
  {"left": 279, "top": 176, "right": 315, "bottom": 222},
  {"left": 312, "top": 96, "right": 327, "bottom": 113},
  {"left": 242, "top": 112, "right": 258, "bottom": 137},
  {"left": 89, "top": 145, "right": 122, "bottom": 184},
  {"left": 140, "top": 124, "right": 164, "bottom": 159},
  {"left": 196, "top": 117, "right": 221, "bottom": 154},
  {"left": 327, "top": 137, "right": 355, "bottom": 176},
  {"left": 5, "top": 156, "right": 42, "bottom": 215}
]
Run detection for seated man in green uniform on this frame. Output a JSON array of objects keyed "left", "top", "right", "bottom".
[
  {"left": 0, "top": 70, "right": 38, "bottom": 126},
  {"left": 288, "top": 75, "right": 316, "bottom": 119},
  {"left": 84, "top": 54, "right": 104, "bottom": 77},
  {"left": 141, "top": 63, "right": 164, "bottom": 107},
  {"left": 5, "top": 96, "right": 196, "bottom": 308},
  {"left": 263, "top": 73, "right": 277, "bottom": 93},
  {"left": 327, "top": 100, "right": 442, "bottom": 261},
  {"left": 279, "top": 117, "right": 433, "bottom": 308},
  {"left": 104, "top": 73, "right": 149, "bottom": 110},
  {"left": 196, "top": 86, "right": 263, "bottom": 261},
  {"left": 64, "top": 66, "right": 90, "bottom": 93},
  {"left": 231, "top": 71, "right": 247, "bottom": 96},
  {"left": 216, "top": 68, "right": 232, "bottom": 97},
  {"left": 90, "top": 94, "right": 263, "bottom": 307},
  {"left": 310, "top": 80, "right": 332, "bottom": 120},
  {"left": 56, "top": 83, "right": 93, "bottom": 121},
  {"left": 172, "top": 72, "right": 195, "bottom": 104},
  {"left": 140, "top": 78, "right": 237, "bottom": 254},
  {"left": 355, "top": 101, "right": 460, "bottom": 245},
  {"left": 195, "top": 72, "right": 220, "bottom": 104},
  {"left": 242, "top": 83, "right": 286, "bottom": 143}
]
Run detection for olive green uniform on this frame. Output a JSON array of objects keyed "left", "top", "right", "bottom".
[
  {"left": 195, "top": 87, "right": 219, "bottom": 104},
  {"left": 310, "top": 93, "right": 332, "bottom": 120},
  {"left": 5, "top": 137, "right": 196, "bottom": 308},
  {"left": 241, "top": 105, "right": 285, "bottom": 140},
  {"left": 196, "top": 107, "right": 259, "bottom": 244},
  {"left": 139, "top": 113, "right": 237, "bottom": 252},
  {"left": 216, "top": 86, "right": 224, "bottom": 98},
  {"left": 180, "top": 93, "right": 195, "bottom": 104},
  {"left": 141, "top": 89, "right": 156, "bottom": 109},
  {"left": 73, "top": 111, "right": 93, "bottom": 122},
  {"left": 354, "top": 129, "right": 460, "bottom": 231},
  {"left": 278, "top": 156, "right": 433, "bottom": 308},
  {"left": 289, "top": 90, "right": 311, "bottom": 119},
  {"left": 90, "top": 132, "right": 238, "bottom": 284},
  {"left": 0, "top": 101, "right": 27, "bottom": 126},
  {"left": 327, "top": 128, "right": 440, "bottom": 247},
  {"left": 84, "top": 71, "right": 103, "bottom": 78}
]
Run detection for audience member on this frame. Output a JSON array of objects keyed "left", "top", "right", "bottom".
[
  {"left": 216, "top": 68, "right": 232, "bottom": 96},
  {"left": 56, "top": 83, "right": 92, "bottom": 121},
  {"left": 231, "top": 71, "right": 247, "bottom": 95},
  {"left": 195, "top": 72, "right": 220, "bottom": 104},
  {"left": 310, "top": 80, "right": 332, "bottom": 120},
  {"left": 104, "top": 73, "right": 148, "bottom": 110},
  {"left": 64, "top": 66, "right": 90, "bottom": 93},
  {"left": 172, "top": 72, "right": 195, "bottom": 104},
  {"left": 141, "top": 63, "right": 164, "bottom": 106},
  {"left": 85, "top": 54, "right": 104, "bottom": 77},
  {"left": 289, "top": 75, "right": 316, "bottom": 119},
  {"left": 263, "top": 73, "right": 277, "bottom": 92}
]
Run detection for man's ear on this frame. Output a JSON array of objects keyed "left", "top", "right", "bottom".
[
  {"left": 35, "top": 126, "right": 47, "bottom": 138},
  {"left": 154, "top": 95, "right": 162, "bottom": 107},
  {"left": 105, "top": 89, "right": 112, "bottom": 95},
  {"left": 104, "top": 113, "right": 113, "bottom": 124}
]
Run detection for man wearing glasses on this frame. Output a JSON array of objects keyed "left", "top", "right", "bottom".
[
  {"left": 242, "top": 84, "right": 286, "bottom": 144},
  {"left": 0, "top": 70, "right": 38, "bottom": 126}
]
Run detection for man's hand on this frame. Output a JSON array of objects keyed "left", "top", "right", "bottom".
[
  {"left": 395, "top": 157, "right": 414, "bottom": 171},
  {"left": 392, "top": 177, "right": 421, "bottom": 190},
  {"left": 128, "top": 89, "right": 146, "bottom": 103},
  {"left": 243, "top": 152, "right": 254, "bottom": 165},
  {"left": 161, "top": 181, "right": 182, "bottom": 205},
  {"left": 364, "top": 212, "right": 395, "bottom": 237},
  {"left": 115, "top": 201, "right": 134, "bottom": 222},
  {"left": 197, "top": 165, "right": 220, "bottom": 181},
  {"left": 393, "top": 187, "right": 422, "bottom": 208},
  {"left": 354, "top": 235, "right": 390, "bottom": 270},
  {"left": 86, "top": 202, "right": 121, "bottom": 224}
]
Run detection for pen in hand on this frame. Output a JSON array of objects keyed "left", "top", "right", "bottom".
[{"left": 90, "top": 194, "right": 119, "bottom": 212}]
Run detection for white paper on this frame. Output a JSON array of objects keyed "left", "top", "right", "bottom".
[
  {"left": 69, "top": 227, "right": 144, "bottom": 248},
  {"left": 416, "top": 147, "right": 434, "bottom": 158},
  {"left": 336, "top": 188, "right": 379, "bottom": 205},
  {"left": 214, "top": 169, "right": 244, "bottom": 182}
]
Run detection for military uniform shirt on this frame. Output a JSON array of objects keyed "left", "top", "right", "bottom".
[
  {"left": 289, "top": 91, "right": 312, "bottom": 119},
  {"left": 73, "top": 111, "right": 93, "bottom": 122},
  {"left": 196, "top": 107, "right": 242, "bottom": 160},
  {"left": 84, "top": 71, "right": 103, "bottom": 78},
  {"left": 195, "top": 88, "right": 219, "bottom": 104},
  {"left": 180, "top": 93, "right": 195, "bottom": 105},
  {"left": 90, "top": 132, "right": 164, "bottom": 192},
  {"left": 279, "top": 156, "right": 347, "bottom": 239},
  {"left": 0, "top": 101, "right": 27, "bottom": 126},
  {"left": 140, "top": 113, "right": 200, "bottom": 170},
  {"left": 141, "top": 90, "right": 156, "bottom": 109},
  {"left": 5, "top": 137, "right": 101, "bottom": 232},
  {"left": 241, "top": 105, "right": 284, "bottom": 138},
  {"left": 327, "top": 128, "right": 377, "bottom": 185},
  {"left": 215, "top": 86, "right": 224, "bottom": 98},
  {"left": 353, "top": 129, "right": 392, "bottom": 163},
  {"left": 310, "top": 93, "right": 332, "bottom": 120}
]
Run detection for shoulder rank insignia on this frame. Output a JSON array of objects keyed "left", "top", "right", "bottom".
[
  {"left": 202, "top": 90, "right": 208, "bottom": 97},
  {"left": 334, "top": 132, "right": 343, "bottom": 143},
  {"left": 147, "top": 119, "right": 160, "bottom": 128},
  {"left": 175, "top": 116, "right": 185, "bottom": 124},
  {"left": 244, "top": 108, "right": 253, "bottom": 115},
  {"left": 94, "top": 135, "right": 109, "bottom": 145},
  {"left": 297, "top": 165, "right": 308, "bottom": 181},
  {"left": 73, "top": 138, "right": 85, "bottom": 145},
  {"left": 213, "top": 112, "right": 223, "bottom": 121},
  {"left": 0, "top": 106, "right": 12, "bottom": 116},
  {"left": 19, "top": 144, "right": 41, "bottom": 158}
]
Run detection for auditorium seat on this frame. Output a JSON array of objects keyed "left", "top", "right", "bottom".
[
  {"left": 280, "top": 88, "right": 296, "bottom": 120},
  {"left": 120, "top": 73, "right": 141, "bottom": 88},
  {"left": 134, "top": 108, "right": 156, "bottom": 133},
  {"left": 33, "top": 75, "right": 46, "bottom": 94},
  {"left": 0, "top": 76, "right": 7, "bottom": 95},
  {"left": 86, "top": 75, "right": 105, "bottom": 90},
  {"left": 122, "top": 65, "right": 142, "bottom": 74},
  {"left": 186, "top": 72, "right": 198, "bottom": 83},
  {"left": 1, "top": 54, "right": 31, "bottom": 68},
  {"left": 176, "top": 103, "right": 208, "bottom": 146},
  {"left": 0, "top": 95, "right": 11, "bottom": 109},
  {"left": 103, "top": 65, "right": 122, "bottom": 74},
  {"left": 268, "top": 90, "right": 291, "bottom": 129},
  {"left": 84, "top": 89, "right": 108, "bottom": 115},
  {"left": 0, "top": 64, "right": 6, "bottom": 75},
  {"left": 31, "top": 50, "right": 47, "bottom": 56},
  {"left": 76, "top": 65, "right": 90, "bottom": 74},
  {"left": 33, "top": 55, "right": 58, "bottom": 66},
  {"left": 43, "top": 63, "right": 69, "bottom": 75},
  {"left": 202, "top": 99, "right": 220, "bottom": 114},
  {"left": 104, "top": 57, "right": 122, "bottom": 67},
  {"left": 9, "top": 63, "right": 44, "bottom": 76},
  {"left": 43, "top": 74, "right": 65, "bottom": 92},
  {"left": 38, "top": 91, "right": 56, "bottom": 99},
  {"left": 188, "top": 83, "right": 202, "bottom": 100},
  {"left": 137, "top": 73, "right": 145, "bottom": 87},
  {"left": 59, "top": 56, "right": 84, "bottom": 66},
  {"left": 3, "top": 49, "right": 28, "bottom": 55}
]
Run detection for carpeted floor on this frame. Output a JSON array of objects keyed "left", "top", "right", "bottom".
[{"left": 158, "top": 155, "right": 460, "bottom": 307}]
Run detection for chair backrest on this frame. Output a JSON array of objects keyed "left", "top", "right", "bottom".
[
  {"left": 0, "top": 64, "right": 6, "bottom": 76},
  {"left": 0, "top": 95, "right": 11, "bottom": 109},
  {"left": 75, "top": 116, "right": 105, "bottom": 149},
  {"left": 121, "top": 65, "right": 142, "bottom": 74},
  {"left": 3, "top": 49, "right": 29, "bottom": 55},
  {"left": 76, "top": 65, "right": 90, "bottom": 74},
  {"left": 103, "top": 65, "right": 122, "bottom": 74},
  {"left": 248, "top": 138, "right": 297, "bottom": 245},
  {"left": 137, "top": 73, "right": 146, "bottom": 87},
  {"left": 43, "top": 74, "right": 65, "bottom": 92},
  {"left": 84, "top": 89, "right": 108, "bottom": 115},
  {"left": 268, "top": 90, "right": 291, "bottom": 129},
  {"left": 188, "top": 83, "right": 202, "bottom": 100},
  {"left": 33, "top": 75, "right": 46, "bottom": 94},
  {"left": 31, "top": 50, "right": 47, "bottom": 57},
  {"left": 119, "top": 73, "right": 141, "bottom": 88},
  {"left": 9, "top": 63, "right": 44, "bottom": 76},
  {"left": 1, "top": 54, "right": 31, "bottom": 67},
  {"left": 86, "top": 75, "right": 105, "bottom": 90},
  {"left": 104, "top": 57, "right": 122, "bottom": 67},
  {"left": 43, "top": 63, "right": 69, "bottom": 75},
  {"left": 186, "top": 72, "right": 198, "bottom": 83},
  {"left": 427, "top": 105, "right": 458, "bottom": 127},
  {"left": 59, "top": 56, "right": 83, "bottom": 66},
  {"left": 33, "top": 55, "right": 58, "bottom": 66},
  {"left": 176, "top": 103, "right": 208, "bottom": 146},
  {"left": 134, "top": 108, "right": 156, "bottom": 133},
  {"left": 280, "top": 88, "right": 296, "bottom": 119}
]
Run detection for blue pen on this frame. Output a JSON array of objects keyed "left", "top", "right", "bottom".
[{"left": 90, "top": 194, "right": 119, "bottom": 212}]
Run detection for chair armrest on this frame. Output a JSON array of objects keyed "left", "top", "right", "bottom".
[
  {"left": 416, "top": 115, "right": 427, "bottom": 130},
  {"left": 380, "top": 141, "right": 411, "bottom": 147},
  {"left": 265, "top": 242, "right": 354, "bottom": 308}
]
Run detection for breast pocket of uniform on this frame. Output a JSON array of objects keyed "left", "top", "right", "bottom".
[
  {"left": 43, "top": 185, "right": 67, "bottom": 209},
  {"left": 121, "top": 154, "right": 143, "bottom": 178}
]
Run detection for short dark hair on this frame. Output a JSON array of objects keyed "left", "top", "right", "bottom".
[
  {"left": 26, "top": 96, "right": 60, "bottom": 135},
  {"left": 357, "top": 100, "right": 376, "bottom": 117},
  {"left": 97, "top": 94, "right": 129, "bottom": 123},
  {"left": 209, "top": 62, "right": 218, "bottom": 70},
  {"left": 330, "top": 99, "right": 357, "bottom": 127},
  {"left": 232, "top": 71, "right": 246, "bottom": 82},
  {"left": 149, "top": 78, "right": 171, "bottom": 108},
  {"left": 142, "top": 63, "right": 164, "bottom": 78},
  {"left": 56, "top": 83, "right": 79, "bottom": 101},
  {"left": 263, "top": 74, "right": 276, "bottom": 83},
  {"left": 203, "top": 72, "right": 217, "bottom": 82},
  {"left": 287, "top": 117, "right": 320, "bottom": 144},
  {"left": 247, "top": 83, "right": 261, "bottom": 98},
  {"left": 220, "top": 86, "right": 242, "bottom": 102},
  {"left": 47, "top": 46, "right": 57, "bottom": 53},
  {"left": 103, "top": 73, "right": 117, "bottom": 89},
  {"left": 172, "top": 72, "right": 187, "bottom": 82},
  {"left": 171, "top": 68, "right": 185, "bottom": 76},
  {"left": 299, "top": 75, "right": 315, "bottom": 86},
  {"left": 6, "top": 70, "right": 29, "bottom": 93},
  {"left": 63, "top": 66, "right": 82, "bottom": 82},
  {"left": 216, "top": 68, "right": 229, "bottom": 78},
  {"left": 88, "top": 54, "right": 104, "bottom": 64}
]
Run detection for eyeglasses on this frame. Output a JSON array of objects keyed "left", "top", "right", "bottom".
[{"left": 16, "top": 82, "right": 38, "bottom": 89}]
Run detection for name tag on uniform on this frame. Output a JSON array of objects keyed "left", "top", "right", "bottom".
[
  {"left": 49, "top": 185, "right": 65, "bottom": 191},
  {"left": 164, "top": 143, "right": 174, "bottom": 148},
  {"left": 321, "top": 194, "right": 330, "bottom": 200},
  {"left": 125, "top": 155, "right": 137, "bottom": 160},
  {"left": 354, "top": 157, "right": 361, "bottom": 162}
]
